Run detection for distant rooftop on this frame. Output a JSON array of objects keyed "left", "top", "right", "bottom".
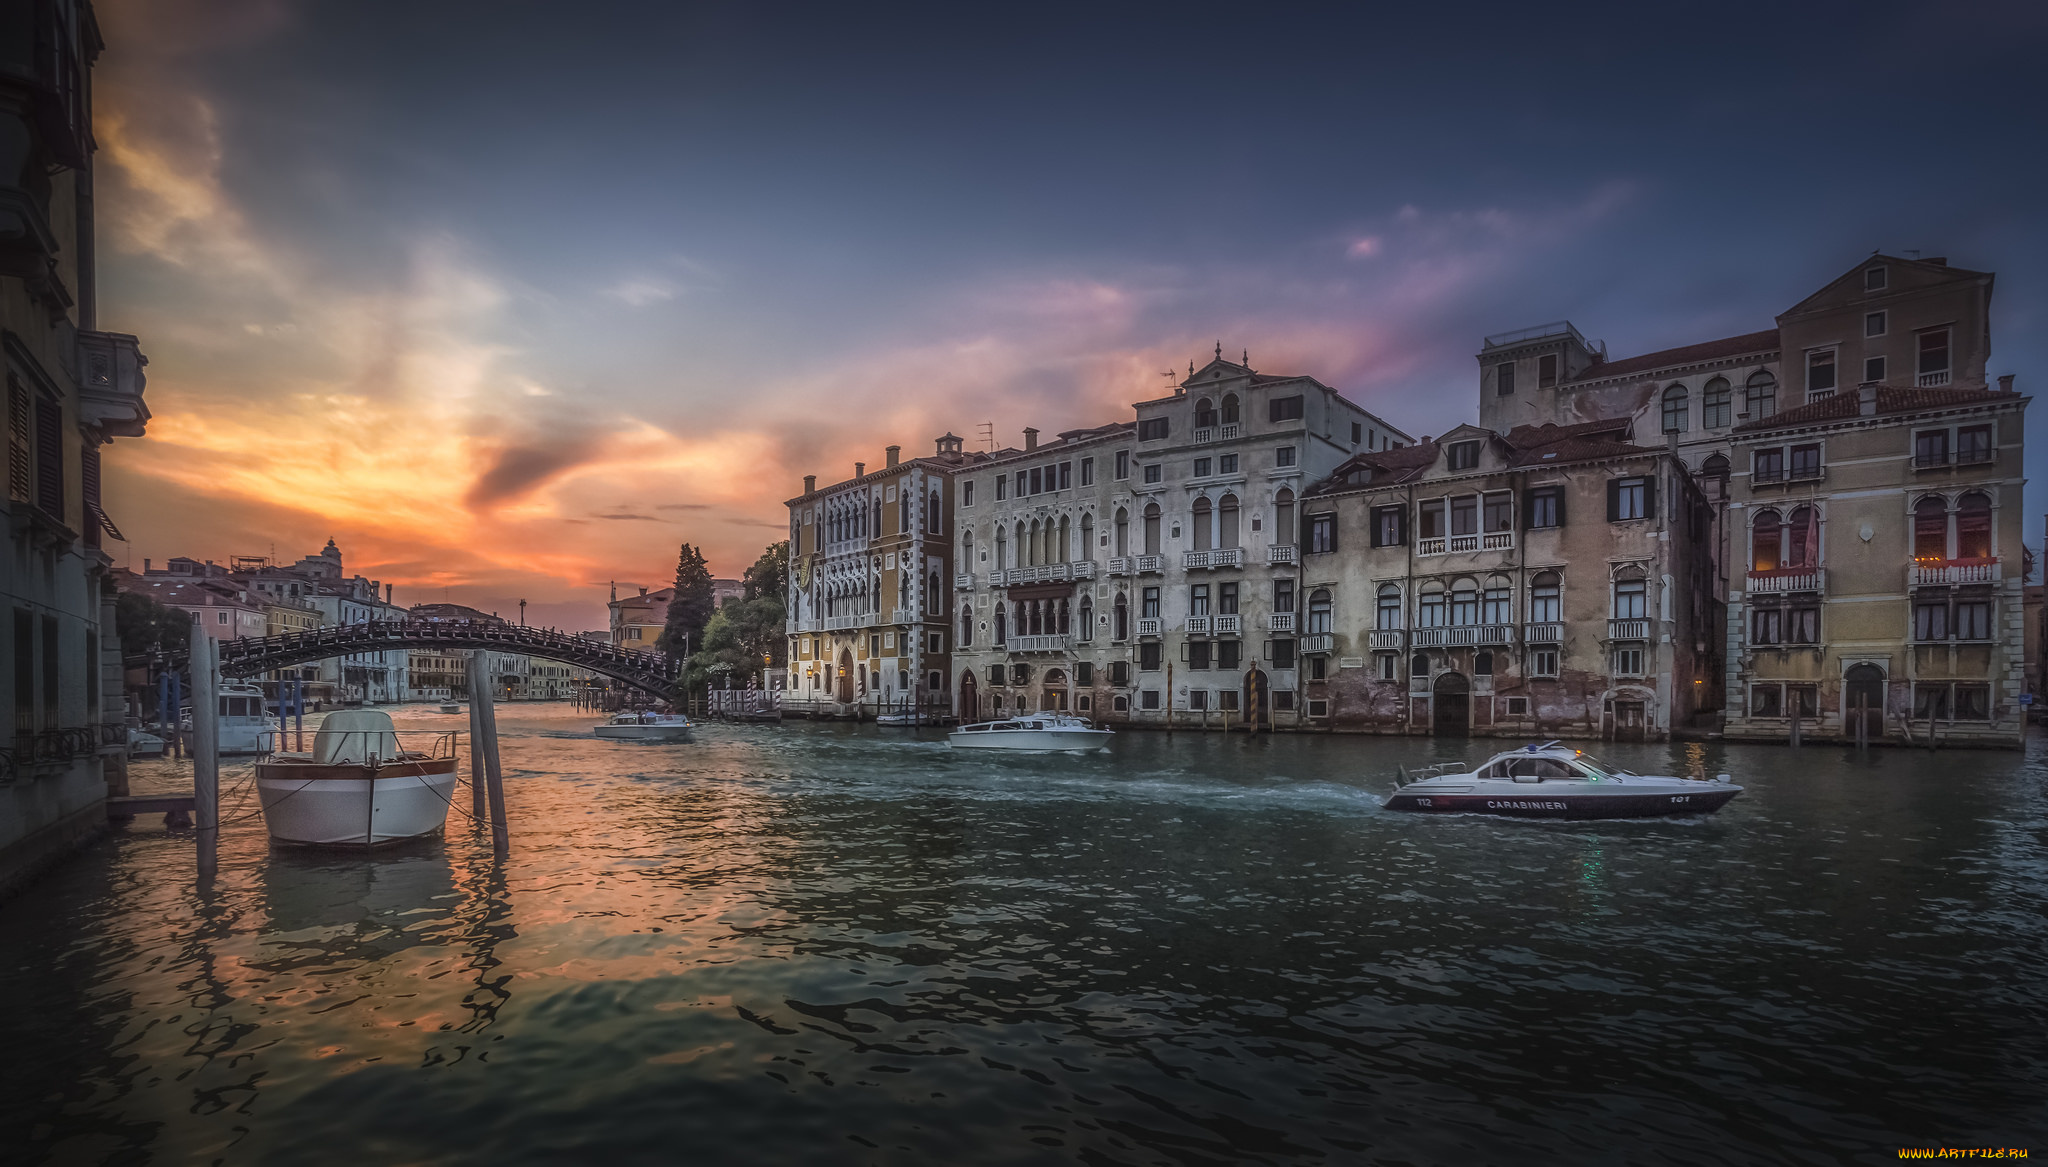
[{"left": 1482, "top": 321, "right": 1602, "bottom": 356}]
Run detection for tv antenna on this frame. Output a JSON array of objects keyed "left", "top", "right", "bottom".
[{"left": 976, "top": 422, "right": 995, "bottom": 452}]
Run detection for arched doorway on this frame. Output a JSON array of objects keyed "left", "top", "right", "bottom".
[
  {"left": 959, "top": 668, "right": 977, "bottom": 719},
  {"left": 1433, "top": 671, "right": 1470, "bottom": 737},
  {"left": 1242, "top": 667, "right": 1271, "bottom": 731},
  {"left": 1845, "top": 663, "right": 1885, "bottom": 741},
  {"left": 836, "top": 648, "right": 855, "bottom": 704}
]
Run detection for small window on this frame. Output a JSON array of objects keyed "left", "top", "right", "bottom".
[
  {"left": 1350, "top": 422, "right": 1362, "bottom": 444},
  {"left": 1058, "top": 461, "right": 1072, "bottom": 489},
  {"left": 1864, "top": 265, "right": 1887, "bottom": 292},
  {"left": 1752, "top": 684, "right": 1784, "bottom": 718},
  {"left": 1193, "top": 458, "right": 1212, "bottom": 477},
  {"left": 1806, "top": 349, "right": 1837, "bottom": 399},
  {"left": 1078, "top": 458, "right": 1094, "bottom": 486},
  {"left": 1701, "top": 378, "right": 1732, "bottom": 428},
  {"left": 1538, "top": 354, "right": 1558, "bottom": 388},
  {"left": 1113, "top": 694, "right": 1129, "bottom": 712},
  {"left": 1754, "top": 448, "right": 1785, "bottom": 483},
  {"left": 1610, "top": 477, "right": 1649, "bottom": 522},
  {"left": 1143, "top": 464, "right": 1162, "bottom": 484},
  {"left": 1370, "top": 505, "right": 1405, "bottom": 547},
  {"left": 1866, "top": 310, "right": 1887, "bottom": 338},
  {"left": 1505, "top": 696, "right": 1529, "bottom": 715},
  {"left": 1377, "top": 653, "right": 1397, "bottom": 680},
  {"left": 1918, "top": 329, "right": 1951, "bottom": 378},
  {"left": 1956, "top": 424, "right": 1993, "bottom": 465},
  {"left": 1526, "top": 486, "right": 1563, "bottom": 530},
  {"left": 1275, "top": 446, "right": 1297, "bottom": 467},
  {"left": 1865, "top": 355, "right": 1886, "bottom": 383},
  {"left": 1745, "top": 371, "right": 1777, "bottom": 419},
  {"left": 1141, "top": 689, "right": 1161, "bottom": 710},
  {"left": 1661, "top": 384, "right": 1688, "bottom": 434},
  {"left": 1138, "top": 417, "right": 1169, "bottom": 441},
  {"left": 1789, "top": 444, "right": 1821, "bottom": 480},
  {"left": 995, "top": 477, "right": 1006, "bottom": 501},
  {"left": 1076, "top": 661, "right": 1094, "bottom": 685},
  {"left": 1029, "top": 468, "right": 1042, "bottom": 494},
  {"left": 1269, "top": 395, "right": 1305, "bottom": 422},
  {"left": 1613, "top": 647, "right": 1645, "bottom": 676},
  {"left": 1218, "top": 454, "right": 1238, "bottom": 474},
  {"left": 1306, "top": 513, "right": 1337, "bottom": 554},
  {"left": 1306, "top": 698, "right": 1329, "bottom": 717},
  {"left": 1529, "top": 648, "right": 1559, "bottom": 677},
  {"left": 1447, "top": 441, "right": 1480, "bottom": 471},
  {"left": 1495, "top": 363, "right": 1515, "bottom": 396},
  {"left": 1114, "top": 450, "right": 1129, "bottom": 480},
  {"left": 1110, "top": 660, "right": 1130, "bottom": 686}
]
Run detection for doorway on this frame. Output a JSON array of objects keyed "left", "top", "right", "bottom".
[
  {"left": 959, "top": 669, "right": 977, "bottom": 719},
  {"left": 1612, "top": 699, "right": 1646, "bottom": 742},
  {"left": 836, "top": 648, "right": 855, "bottom": 704},
  {"left": 1242, "top": 667, "right": 1271, "bottom": 730},
  {"left": 1845, "top": 663, "right": 1885, "bottom": 741},
  {"left": 1432, "top": 671, "right": 1470, "bottom": 737}
]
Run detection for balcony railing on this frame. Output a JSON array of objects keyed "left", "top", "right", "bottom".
[
  {"left": 1220, "top": 423, "right": 1241, "bottom": 440},
  {"left": 1524, "top": 622, "right": 1562, "bottom": 644},
  {"left": 1135, "top": 555, "right": 1163, "bottom": 574},
  {"left": 1268, "top": 544, "right": 1298, "bottom": 565},
  {"left": 1183, "top": 548, "right": 1246, "bottom": 569},
  {"left": 1412, "top": 628, "right": 1447, "bottom": 647},
  {"left": 1445, "top": 627, "right": 1479, "bottom": 646},
  {"left": 1185, "top": 616, "right": 1211, "bottom": 634},
  {"left": 1136, "top": 617, "right": 1162, "bottom": 637},
  {"left": 1916, "top": 448, "right": 1995, "bottom": 469},
  {"left": 955, "top": 573, "right": 974, "bottom": 590},
  {"left": 823, "top": 614, "right": 867, "bottom": 631},
  {"left": 890, "top": 609, "right": 917, "bottom": 625},
  {"left": 1072, "top": 560, "right": 1098, "bottom": 580},
  {"left": 1193, "top": 426, "right": 1215, "bottom": 443},
  {"left": 1482, "top": 532, "right": 1515, "bottom": 551},
  {"left": 1267, "top": 612, "right": 1296, "bottom": 632},
  {"left": 1909, "top": 558, "right": 1999, "bottom": 586},
  {"left": 1010, "top": 634, "right": 1070, "bottom": 653},
  {"left": 1917, "top": 369, "right": 1951, "bottom": 388},
  {"left": 1477, "top": 624, "right": 1516, "bottom": 645},
  {"left": 1213, "top": 614, "right": 1241, "bottom": 635},
  {"left": 1417, "top": 537, "right": 1447, "bottom": 556},
  {"left": 1300, "top": 633, "right": 1334, "bottom": 655},
  {"left": 1608, "top": 618, "right": 1651, "bottom": 640},
  {"left": 1107, "top": 556, "right": 1133, "bottom": 576},
  {"left": 1368, "top": 629, "right": 1404, "bottom": 650},
  {"left": 1747, "top": 567, "right": 1825, "bottom": 594}
]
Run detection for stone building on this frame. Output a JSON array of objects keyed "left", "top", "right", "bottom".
[
  {"left": 1297, "top": 419, "right": 1717, "bottom": 740},
  {"left": 785, "top": 439, "right": 959, "bottom": 716},
  {"left": 947, "top": 352, "right": 1410, "bottom": 724},
  {"left": 2, "top": 0, "right": 153, "bottom": 895}
]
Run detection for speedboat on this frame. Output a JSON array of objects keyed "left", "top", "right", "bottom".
[
  {"left": 255, "top": 710, "right": 460, "bottom": 846},
  {"left": 182, "top": 683, "right": 275, "bottom": 755},
  {"left": 948, "top": 714, "right": 1112, "bottom": 754},
  {"left": 1384, "top": 741, "right": 1741, "bottom": 819},
  {"left": 594, "top": 711, "right": 694, "bottom": 742},
  {"left": 439, "top": 702, "right": 462, "bottom": 714},
  {"left": 126, "top": 726, "right": 166, "bottom": 758}
]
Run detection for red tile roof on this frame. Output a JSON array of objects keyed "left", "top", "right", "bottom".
[
  {"left": 1733, "top": 385, "right": 2015, "bottom": 432},
  {"left": 1570, "top": 329, "right": 1779, "bottom": 383}
]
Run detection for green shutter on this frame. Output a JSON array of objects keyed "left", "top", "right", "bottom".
[{"left": 1606, "top": 479, "right": 1621, "bottom": 522}]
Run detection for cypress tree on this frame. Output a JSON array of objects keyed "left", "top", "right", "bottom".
[{"left": 658, "top": 542, "right": 715, "bottom": 660}]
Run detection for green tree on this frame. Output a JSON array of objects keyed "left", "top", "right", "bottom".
[
  {"left": 682, "top": 595, "right": 787, "bottom": 692},
  {"left": 115, "top": 587, "right": 191, "bottom": 658},
  {"left": 657, "top": 542, "right": 715, "bottom": 659},
  {"left": 742, "top": 540, "right": 789, "bottom": 602}
]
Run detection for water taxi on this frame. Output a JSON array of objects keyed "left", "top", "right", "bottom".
[
  {"left": 1384, "top": 742, "right": 1741, "bottom": 819},
  {"left": 594, "top": 711, "right": 694, "bottom": 742},
  {"left": 182, "top": 683, "right": 274, "bottom": 755},
  {"left": 255, "top": 710, "right": 461, "bottom": 846},
  {"left": 947, "top": 714, "right": 1112, "bottom": 754}
]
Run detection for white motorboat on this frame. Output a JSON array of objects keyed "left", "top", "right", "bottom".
[
  {"left": 255, "top": 710, "right": 460, "bottom": 846},
  {"left": 594, "top": 711, "right": 694, "bottom": 742},
  {"left": 438, "top": 702, "right": 462, "bottom": 714},
  {"left": 1384, "top": 741, "right": 1742, "bottom": 820},
  {"left": 184, "top": 683, "right": 274, "bottom": 755},
  {"left": 126, "top": 726, "right": 166, "bottom": 758},
  {"left": 947, "top": 714, "right": 1113, "bottom": 753}
]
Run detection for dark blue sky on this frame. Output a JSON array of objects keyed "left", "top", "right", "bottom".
[{"left": 97, "top": 0, "right": 2048, "bottom": 622}]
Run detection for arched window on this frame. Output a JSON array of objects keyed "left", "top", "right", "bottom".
[
  {"left": 1376, "top": 584, "right": 1402, "bottom": 630},
  {"left": 1530, "top": 571, "right": 1561, "bottom": 622},
  {"left": 1192, "top": 497, "right": 1213, "bottom": 551},
  {"left": 1411, "top": 652, "right": 1430, "bottom": 677},
  {"left": 1078, "top": 595, "right": 1094, "bottom": 641},
  {"left": 1143, "top": 503, "right": 1162, "bottom": 555},
  {"left": 1702, "top": 453, "right": 1730, "bottom": 500},
  {"left": 1752, "top": 508, "right": 1783, "bottom": 572},
  {"left": 1785, "top": 506, "right": 1817, "bottom": 569},
  {"left": 1702, "top": 377, "right": 1732, "bottom": 428},
  {"left": 994, "top": 527, "right": 1006, "bottom": 570},
  {"left": 1913, "top": 497, "right": 1948, "bottom": 560},
  {"left": 1449, "top": 577, "right": 1479, "bottom": 625},
  {"left": 1026, "top": 520, "right": 1040, "bottom": 567},
  {"left": 1483, "top": 574, "right": 1512, "bottom": 624},
  {"left": 1418, "top": 581, "right": 1446, "bottom": 627},
  {"left": 1275, "top": 488, "right": 1295, "bottom": 544},
  {"left": 1114, "top": 592, "right": 1129, "bottom": 640},
  {"left": 1745, "top": 370, "right": 1777, "bottom": 419},
  {"left": 1080, "top": 512, "right": 1095, "bottom": 562},
  {"left": 962, "top": 530, "right": 974, "bottom": 566},
  {"left": 994, "top": 607, "right": 1007, "bottom": 645},
  {"left": 1219, "top": 494, "right": 1241, "bottom": 549},
  {"left": 1017, "top": 521, "right": 1030, "bottom": 566},
  {"left": 1475, "top": 651, "right": 1494, "bottom": 677},
  {"left": 1307, "top": 588, "right": 1333, "bottom": 634},
  {"left": 1114, "top": 507, "right": 1129, "bottom": 556},
  {"left": 1661, "top": 384, "right": 1688, "bottom": 433},
  {"left": 1195, "top": 396, "right": 1218, "bottom": 429},
  {"left": 929, "top": 490, "right": 942, "bottom": 534},
  {"left": 1057, "top": 515, "right": 1071, "bottom": 563},
  {"left": 1956, "top": 491, "right": 1992, "bottom": 559},
  {"left": 1612, "top": 572, "right": 1647, "bottom": 619},
  {"left": 960, "top": 604, "right": 974, "bottom": 647}
]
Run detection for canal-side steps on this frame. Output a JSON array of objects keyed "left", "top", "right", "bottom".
[{"left": 107, "top": 794, "right": 195, "bottom": 829}]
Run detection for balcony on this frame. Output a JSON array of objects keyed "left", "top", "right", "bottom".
[
  {"left": 1194, "top": 426, "right": 1215, "bottom": 443},
  {"left": 1417, "top": 537, "right": 1447, "bottom": 556},
  {"left": 1608, "top": 619, "right": 1650, "bottom": 641},
  {"left": 1477, "top": 624, "right": 1516, "bottom": 645},
  {"left": 823, "top": 614, "right": 867, "bottom": 631},
  {"left": 1267, "top": 612, "right": 1297, "bottom": 632},
  {"left": 955, "top": 573, "right": 975, "bottom": 590},
  {"left": 1448, "top": 535, "right": 1479, "bottom": 553},
  {"left": 1010, "top": 634, "right": 1070, "bottom": 653},
  {"left": 1482, "top": 532, "right": 1515, "bottom": 551},
  {"left": 76, "top": 330, "right": 151, "bottom": 438},
  {"left": 890, "top": 608, "right": 917, "bottom": 625},
  {"left": 1909, "top": 558, "right": 1999, "bottom": 586},
  {"left": 1412, "top": 628, "right": 1447, "bottom": 648},
  {"left": 1135, "top": 555, "right": 1163, "bottom": 574},
  {"left": 1300, "top": 633, "right": 1334, "bottom": 655},
  {"left": 1183, "top": 548, "right": 1246, "bottom": 569},
  {"left": 1213, "top": 614, "right": 1241, "bottom": 635},
  {"left": 1268, "top": 544, "right": 1299, "bottom": 565},
  {"left": 1185, "top": 616, "right": 1211, "bottom": 634},
  {"left": 1524, "top": 622, "right": 1562, "bottom": 644},
  {"left": 1107, "top": 556, "right": 1133, "bottom": 576},
  {"left": 1368, "top": 629, "right": 1404, "bottom": 650},
  {"left": 1072, "top": 560, "right": 1098, "bottom": 581},
  {"left": 1917, "top": 369, "right": 1951, "bottom": 388},
  {"left": 1916, "top": 448, "right": 1995, "bottom": 470},
  {"left": 1220, "top": 423, "right": 1241, "bottom": 440},
  {"left": 1137, "top": 617, "right": 1162, "bottom": 637},
  {"left": 1747, "top": 567, "right": 1825, "bottom": 594},
  {"left": 1445, "top": 627, "right": 1479, "bottom": 646}
]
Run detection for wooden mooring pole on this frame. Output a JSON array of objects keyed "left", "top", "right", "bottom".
[
  {"left": 192, "top": 636, "right": 220, "bottom": 879},
  {"left": 468, "top": 655, "right": 487, "bottom": 820},
  {"left": 473, "top": 651, "right": 509, "bottom": 853}
]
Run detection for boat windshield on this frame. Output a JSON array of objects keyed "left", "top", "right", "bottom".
[{"left": 1568, "top": 751, "right": 1635, "bottom": 779}]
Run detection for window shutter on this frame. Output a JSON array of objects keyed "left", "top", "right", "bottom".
[
  {"left": 1369, "top": 509, "right": 1384, "bottom": 548},
  {"left": 1396, "top": 508, "right": 1407, "bottom": 545},
  {"left": 1522, "top": 491, "right": 1537, "bottom": 530},
  {"left": 34, "top": 395, "right": 63, "bottom": 519},
  {"left": 1644, "top": 477, "right": 1658, "bottom": 520},
  {"left": 1606, "top": 479, "right": 1620, "bottom": 522},
  {"left": 1554, "top": 490, "right": 1566, "bottom": 529}
]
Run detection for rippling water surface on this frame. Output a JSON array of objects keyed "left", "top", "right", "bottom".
[{"left": 4, "top": 705, "right": 2046, "bottom": 1165}]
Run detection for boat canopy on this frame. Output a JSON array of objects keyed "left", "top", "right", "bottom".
[{"left": 312, "top": 710, "right": 401, "bottom": 765}]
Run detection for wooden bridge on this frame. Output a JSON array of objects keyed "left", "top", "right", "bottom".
[{"left": 210, "top": 619, "right": 680, "bottom": 699}]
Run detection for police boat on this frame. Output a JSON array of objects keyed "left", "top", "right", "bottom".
[{"left": 1384, "top": 741, "right": 1741, "bottom": 819}]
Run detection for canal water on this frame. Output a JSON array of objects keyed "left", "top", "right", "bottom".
[{"left": 3, "top": 706, "right": 2044, "bottom": 1165}]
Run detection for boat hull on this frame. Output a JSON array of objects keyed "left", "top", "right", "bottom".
[
  {"left": 594, "top": 725, "right": 693, "bottom": 742},
  {"left": 1385, "top": 785, "right": 1740, "bottom": 819},
  {"left": 255, "top": 758, "right": 460, "bottom": 846},
  {"left": 947, "top": 729, "right": 1112, "bottom": 753}
]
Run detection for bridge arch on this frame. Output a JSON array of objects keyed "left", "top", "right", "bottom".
[{"left": 211, "top": 619, "right": 680, "bottom": 700}]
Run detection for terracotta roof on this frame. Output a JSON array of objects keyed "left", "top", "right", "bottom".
[
  {"left": 1502, "top": 418, "right": 1634, "bottom": 446},
  {"left": 1569, "top": 329, "right": 1779, "bottom": 383},
  {"left": 1506, "top": 436, "right": 1658, "bottom": 467},
  {"left": 1306, "top": 415, "right": 1663, "bottom": 494},
  {"left": 1733, "top": 385, "right": 2015, "bottom": 432},
  {"left": 1305, "top": 439, "right": 1440, "bottom": 493}
]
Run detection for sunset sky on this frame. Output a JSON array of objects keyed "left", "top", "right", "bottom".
[{"left": 95, "top": 0, "right": 2048, "bottom": 630}]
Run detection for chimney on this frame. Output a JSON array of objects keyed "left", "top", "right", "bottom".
[
  {"left": 1023, "top": 427, "right": 1039, "bottom": 451},
  {"left": 885, "top": 444, "right": 900, "bottom": 468},
  {"left": 638, "top": 586, "right": 648, "bottom": 596},
  {"left": 1999, "top": 374, "right": 2016, "bottom": 394},
  {"left": 143, "top": 558, "right": 151, "bottom": 572},
  {"left": 803, "top": 474, "right": 816, "bottom": 493},
  {"left": 1858, "top": 383, "right": 1878, "bottom": 416},
  {"left": 854, "top": 461, "right": 865, "bottom": 477},
  {"left": 386, "top": 583, "right": 394, "bottom": 604}
]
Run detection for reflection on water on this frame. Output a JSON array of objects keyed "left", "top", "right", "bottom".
[{"left": 4, "top": 706, "right": 2047, "bottom": 1165}]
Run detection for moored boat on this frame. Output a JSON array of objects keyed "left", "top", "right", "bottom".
[
  {"left": 255, "top": 710, "right": 460, "bottom": 846},
  {"left": 126, "top": 726, "right": 166, "bottom": 758},
  {"left": 947, "top": 714, "right": 1112, "bottom": 753},
  {"left": 1384, "top": 741, "right": 1741, "bottom": 819},
  {"left": 439, "top": 702, "right": 462, "bottom": 714},
  {"left": 594, "top": 711, "right": 694, "bottom": 742}
]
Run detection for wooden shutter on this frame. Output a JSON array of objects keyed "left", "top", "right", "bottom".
[
  {"left": 6, "top": 380, "right": 29, "bottom": 503},
  {"left": 1369, "top": 507, "right": 1386, "bottom": 548},
  {"left": 1644, "top": 476, "right": 1658, "bottom": 520},
  {"left": 1605, "top": 479, "right": 1621, "bottom": 522},
  {"left": 1554, "top": 489, "right": 1566, "bottom": 529},
  {"left": 34, "top": 393, "right": 62, "bottom": 519}
]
